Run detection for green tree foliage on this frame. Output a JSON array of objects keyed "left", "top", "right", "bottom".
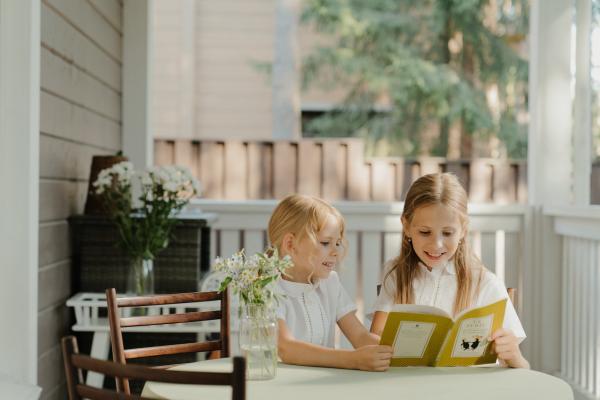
[{"left": 301, "top": 0, "right": 529, "bottom": 158}]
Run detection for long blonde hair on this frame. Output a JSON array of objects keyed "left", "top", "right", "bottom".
[
  {"left": 268, "top": 194, "right": 346, "bottom": 282},
  {"left": 384, "top": 173, "right": 484, "bottom": 315}
]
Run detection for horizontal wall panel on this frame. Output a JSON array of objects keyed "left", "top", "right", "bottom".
[
  {"left": 39, "top": 221, "right": 70, "bottom": 267},
  {"left": 37, "top": 305, "right": 70, "bottom": 355},
  {"left": 38, "top": 260, "right": 71, "bottom": 310},
  {"left": 89, "top": 0, "right": 122, "bottom": 33},
  {"left": 40, "top": 91, "right": 120, "bottom": 151},
  {"left": 40, "top": 134, "right": 112, "bottom": 181},
  {"left": 39, "top": 180, "right": 88, "bottom": 222},
  {"left": 37, "top": 345, "right": 64, "bottom": 397},
  {"left": 45, "top": 0, "right": 122, "bottom": 62},
  {"left": 42, "top": 3, "right": 121, "bottom": 91},
  {"left": 41, "top": 47, "right": 121, "bottom": 121}
]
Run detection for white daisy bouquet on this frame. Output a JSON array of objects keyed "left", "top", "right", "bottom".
[
  {"left": 93, "top": 161, "right": 201, "bottom": 260},
  {"left": 214, "top": 248, "right": 293, "bottom": 306}
]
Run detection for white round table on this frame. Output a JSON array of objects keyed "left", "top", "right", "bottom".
[{"left": 143, "top": 358, "right": 573, "bottom": 400}]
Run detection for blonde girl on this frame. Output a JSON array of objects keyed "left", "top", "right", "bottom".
[
  {"left": 369, "top": 173, "right": 529, "bottom": 368},
  {"left": 270, "top": 194, "right": 392, "bottom": 371}
]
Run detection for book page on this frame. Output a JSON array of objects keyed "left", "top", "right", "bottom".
[
  {"left": 450, "top": 314, "right": 493, "bottom": 358},
  {"left": 388, "top": 304, "right": 451, "bottom": 319},
  {"left": 435, "top": 298, "right": 507, "bottom": 367},
  {"left": 380, "top": 312, "right": 453, "bottom": 366},
  {"left": 392, "top": 321, "right": 436, "bottom": 358}
]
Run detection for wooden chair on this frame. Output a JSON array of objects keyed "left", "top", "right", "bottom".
[
  {"left": 507, "top": 287, "right": 516, "bottom": 304},
  {"left": 106, "top": 288, "right": 230, "bottom": 393},
  {"left": 61, "top": 335, "right": 245, "bottom": 400}
]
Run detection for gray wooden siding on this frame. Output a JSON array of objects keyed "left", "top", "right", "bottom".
[{"left": 38, "top": 0, "right": 122, "bottom": 398}]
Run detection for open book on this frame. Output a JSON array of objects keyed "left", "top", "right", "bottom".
[{"left": 379, "top": 298, "right": 507, "bottom": 367}]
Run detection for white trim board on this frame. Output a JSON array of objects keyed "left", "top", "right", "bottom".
[{"left": 0, "top": 0, "right": 40, "bottom": 385}]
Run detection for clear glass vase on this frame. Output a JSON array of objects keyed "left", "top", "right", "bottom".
[
  {"left": 239, "top": 303, "right": 278, "bottom": 380},
  {"left": 126, "top": 257, "right": 154, "bottom": 296}
]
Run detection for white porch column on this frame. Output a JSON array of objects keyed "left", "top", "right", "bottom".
[
  {"left": 272, "top": 0, "right": 301, "bottom": 139},
  {"left": 527, "top": 0, "right": 573, "bottom": 372},
  {"left": 572, "top": 0, "right": 592, "bottom": 205},
  {"left": 0, "top": 0, "right": 40, "bottom": 384},
  {"left": 123, "top": 0, "right": 155, "bottom": 169}
]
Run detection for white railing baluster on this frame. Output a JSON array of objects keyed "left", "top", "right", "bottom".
[
  {"left": 362, "top": 232, "right": 382, "bottom": 321},
  {"left": 481, "top": 232, "right": 496, "bottom": 275},
  {"left": 470, "top": 231, "right": 482, "bottom": 260},
  {"left": 494, "top": 230, "right": 505, "bottom": 283},
  {"left": 383, "top": 232, "right": 401, "bottom": 266},
  {"left": 567, "top": 238, "right": 574, "bottom": 382},
  {"left": 561, "top": 238, "right": 567, "bottom": 378},
  {"left": 581, "top": 238, "right": 588, "bottom": 391},
  {"left": 243, "top": 230, "right": 264, "bottom": 255},
  {"left": 575, "top": 238, "right": 581, "bottom": 385},
  {"left": 595, "top": 242, "right": 600, "bottom": 397},
  {"left": 504, "top": 232, "right": 520, "bottom": 305},
  {"left": 220, "top": 229, "right": 241, "bottom": 258},
  {"left": 587, "top": 240, "right": 594, "bottom": 394},
  {"left": 339, "top": 231, "right": 359, "bottom": 316}
]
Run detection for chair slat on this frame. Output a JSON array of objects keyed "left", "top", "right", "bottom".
[
  {"left": 124, "top": 340, "right": 222, "bottom": 359},
  {"left": 120, "top": 310, "right": 222, "bottom": 327},
  {"left": 77, "top": 384, "right": 142, "bottom": 400},
  {"left": 62, "top": 336, "right": 246, "bottom": 400},
  {"left": 72, "top": 353, "right": 232, "bottom": 384},
  {"left": 117, "top": 291, "right": 221, "bottom": 307}
]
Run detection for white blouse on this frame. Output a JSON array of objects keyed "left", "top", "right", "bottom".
[
  {"left": 370, "top": 261, "right": 526, "bottom": 340},
  {"left": 276, "top": 271, "right": 356, "bottom": 347}
]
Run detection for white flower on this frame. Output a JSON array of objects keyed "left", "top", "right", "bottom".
[
  {"left": 214, "top": 248, "right": 293, "bottom": 305},
  {"left": 164, "top": 181, "right": 179, "bottom": 193}
]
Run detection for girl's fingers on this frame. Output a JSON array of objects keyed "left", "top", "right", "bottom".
[
  {"left": 493, "top": 336, "right": 513, "bottom": 346},
  {"left": 495, "top": 344, "right": 512, "bottom": 354},
  {"left": 490, "top": 329, "right": 506, "bottom": 340}
]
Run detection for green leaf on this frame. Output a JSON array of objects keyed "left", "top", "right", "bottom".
[{"left": 218, "top": 276, "right": 232, "bottom": 293}]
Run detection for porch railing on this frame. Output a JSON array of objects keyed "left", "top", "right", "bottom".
[
  {"left": 549, "top": 207, "right": 600, "bottom": 399},
  {"left": 191, "top": 200, "right": 528, "bottom": 324}
]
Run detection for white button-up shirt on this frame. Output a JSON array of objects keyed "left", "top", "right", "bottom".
[
  {"left": 276, "top": 271, "right": 356, "bottom": 347},
  {"left": 371, "top": 261, "right": 526, "bottom": 340}
]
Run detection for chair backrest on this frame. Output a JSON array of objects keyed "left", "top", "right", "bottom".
[
  {"left": 61, "top": 336, "right": 245, "bottom": 400},
  {"left": 106, "top": 288, "right": 230, "bottom": 393},
  {"left": 507, "top": 287, "right": 516, "bottom": 304}
]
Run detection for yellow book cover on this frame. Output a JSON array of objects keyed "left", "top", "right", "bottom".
[{"left": 379, "top": 298, "right": 507, "bottom": 367}]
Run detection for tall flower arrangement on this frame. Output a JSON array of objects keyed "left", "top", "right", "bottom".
[
  {"left": 214, "top": 248, "right": 292, "bottom": 380},
  {"left": 93, "top": 162, "right": 201, "bottom": 294}
]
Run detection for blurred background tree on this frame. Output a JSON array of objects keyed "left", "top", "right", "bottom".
[{"left": 301, "top": 0, "right": 529, "bottom": 159}]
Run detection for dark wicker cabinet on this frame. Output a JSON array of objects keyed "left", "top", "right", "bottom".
[{"left": 68, "top": 214, "right": 214, "bottom": 294}]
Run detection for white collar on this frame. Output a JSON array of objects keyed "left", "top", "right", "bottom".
[
  {"left": 278, "top": 277, "right": 321, "bottom": 298},
  {"left": 418, "top": 260, "right": 456, "bottom": 276}
]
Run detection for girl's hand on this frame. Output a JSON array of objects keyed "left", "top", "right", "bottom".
[
  {"left": 489, "top": 328, "right": 530, "bottom": 369},
  {"left": 351, "top": 345, "right": 393, "bottom": 371}
]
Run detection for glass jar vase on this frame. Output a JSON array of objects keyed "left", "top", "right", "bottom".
[
  {"left": 126, "top": 257, "right": 154, "bottom": 296},
  {"left": 238, "top": 303, "right": 278, "bottom": 380}
]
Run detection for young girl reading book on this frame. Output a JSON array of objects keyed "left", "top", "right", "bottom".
[
  {"left": 270, "top": 194, "right": 393, "bottom": 371},
  {"left": 369, "top": 173, "right": 529, "bottom": 368}
]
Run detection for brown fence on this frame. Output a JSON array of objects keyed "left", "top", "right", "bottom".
[{"left": 155, "top": 138, "right": 530, "bottom": 204}]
